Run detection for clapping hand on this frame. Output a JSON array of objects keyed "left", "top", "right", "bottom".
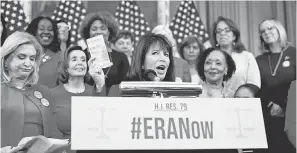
[{"left": 88, "top": 57, "right": 106, "bottom": 92}]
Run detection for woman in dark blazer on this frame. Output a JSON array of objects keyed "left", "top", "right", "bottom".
[
  {"left": 80, "top": 11, "right": 129, "bottom": 96},
  {"left": 1, "top": 31, "right": 62, "bottom": 149}
]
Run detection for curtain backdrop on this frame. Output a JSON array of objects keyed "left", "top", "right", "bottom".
[{"left": 201, "top": 1, "right": 296, "bottom": 57}]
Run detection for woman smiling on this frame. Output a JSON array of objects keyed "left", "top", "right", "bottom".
[
  {"left": 26, "top": 16, "right": 61, "bottom": 88},
  {"left": 197, "top": 47, "right": 236, "bottom": 98}
]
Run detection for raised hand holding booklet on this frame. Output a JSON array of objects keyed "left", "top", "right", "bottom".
[{"left": 86, "top": 35, "right": 113, "bottom": 68}]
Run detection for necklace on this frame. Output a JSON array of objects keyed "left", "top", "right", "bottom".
[
  {"left": 203, "top": 82, "right": 225, "bottom": 98},
  {"left": 268, "top": 51, "right": 284, "bottom": 76}
]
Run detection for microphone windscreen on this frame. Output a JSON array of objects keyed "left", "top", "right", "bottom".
[{"left": 143, "top": 69, "right": 157, "bottom": 81}]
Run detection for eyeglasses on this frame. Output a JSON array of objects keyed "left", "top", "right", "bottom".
[
  {"left": 57, "top": 24, "right": 71, "bottom": 31},
  {"left": 260, "top": 26, "right": 276, "bottom": 35},
  {"left": 215, "top": 27, "right": 232, "bottom": 35}
]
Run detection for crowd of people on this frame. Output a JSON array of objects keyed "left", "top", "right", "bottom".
[{"left": 0, "top": 10, "right": 296, "bottom": 153}]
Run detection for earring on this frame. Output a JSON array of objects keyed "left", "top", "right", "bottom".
[
  {"left": 232, "top": 42, "right": 236, "bottom": 46},
  {"left": 4, "top": 63, "right": 8, "bottom": 70},
  {"left": 216, "top": 44, "right": 219, "bottom": 47}
]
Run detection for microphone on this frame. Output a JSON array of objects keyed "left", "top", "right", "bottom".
[{"left": 143, "top": 69, "right": 161, "bottom": 81}]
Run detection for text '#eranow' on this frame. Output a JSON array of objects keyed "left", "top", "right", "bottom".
[{"left": 131, "top": 117, "right": 213, "bottom": 139}]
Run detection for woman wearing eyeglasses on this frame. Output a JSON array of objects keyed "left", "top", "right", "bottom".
[
  {"left": 212, "top": 16, "right": 261, "bottom": 98},
  {"left": 57, "top": 20, "right": 72, "bottom": 52},
  {"left": 256, "top": 19, "right": 296, "bottom": 153}
]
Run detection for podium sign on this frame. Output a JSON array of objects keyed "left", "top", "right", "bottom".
[{"left": 71, "top": 97, "right": 267, "bottom": 150}]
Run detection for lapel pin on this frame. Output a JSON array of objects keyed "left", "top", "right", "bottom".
[
  {"left": 34, "top": 91, "right": 43, "bottom": 99},
  {"left": 283, "top": 60, "right": 290, "bottom": 67},
  {"left": 41, "top": 98, "right": 49, "bottom": 107}
]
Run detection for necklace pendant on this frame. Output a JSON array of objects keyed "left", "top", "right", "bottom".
[{"left": 268, "top": 51, "right": 284, "bottom": 77}]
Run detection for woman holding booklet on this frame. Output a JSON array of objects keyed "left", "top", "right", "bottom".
[
  {"left": 50, "top": 45, "right": 105, "bottom": 153},
  {"left": 80, "top": 11, "right": 129, "bottom": 96}
]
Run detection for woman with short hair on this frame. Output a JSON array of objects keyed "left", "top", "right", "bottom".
[
  {"left": 212, "top": 16, "right": 261, "bottom": 97},
  {"left": 80, "top": 11, "right": 129, "bottom": 96},
  {"left": 50, "top": 45, "right": 105, "bottom": 153},
  {"left": 179, "top": 36, "right": 204, "bottom": 84}
]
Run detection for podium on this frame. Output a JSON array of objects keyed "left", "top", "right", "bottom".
[
  {"left": 119, "top": 81, "right": 203, "bottom": 97},
  {"left": 71, "top": 82, "right": 267, "bottom": 151}
]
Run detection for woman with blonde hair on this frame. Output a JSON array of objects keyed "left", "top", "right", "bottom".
[
  {"left": 1, "top": 31, "right": 62, "bottom": 149},
  {"left": 256, "top": 19, "right": 296, "bottom": 153}
]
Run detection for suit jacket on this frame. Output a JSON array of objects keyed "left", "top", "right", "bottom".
[
  {"left": 1, "top": 83, "right": 62, "bottom": 147},
  {"left": 173, "top": 57, "right": 191, "bottom": 82},
  {"left": 285, "top": 80, "right": 296, "bottom": 147}
]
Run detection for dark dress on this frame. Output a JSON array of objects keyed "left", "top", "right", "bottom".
[
  {"left": 256, "top": 46, "right": 296, "bottom": 153},
  {"left": 87, "top": 49, "right": 129, "bottom": 96}
]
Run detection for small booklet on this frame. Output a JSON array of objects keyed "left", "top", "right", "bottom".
[
  {"left": 9, "top": 135, "right": 70, "bottom": 153},
  {"left": 86, "top": 35, "right": 113, "bottom": 68}
]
